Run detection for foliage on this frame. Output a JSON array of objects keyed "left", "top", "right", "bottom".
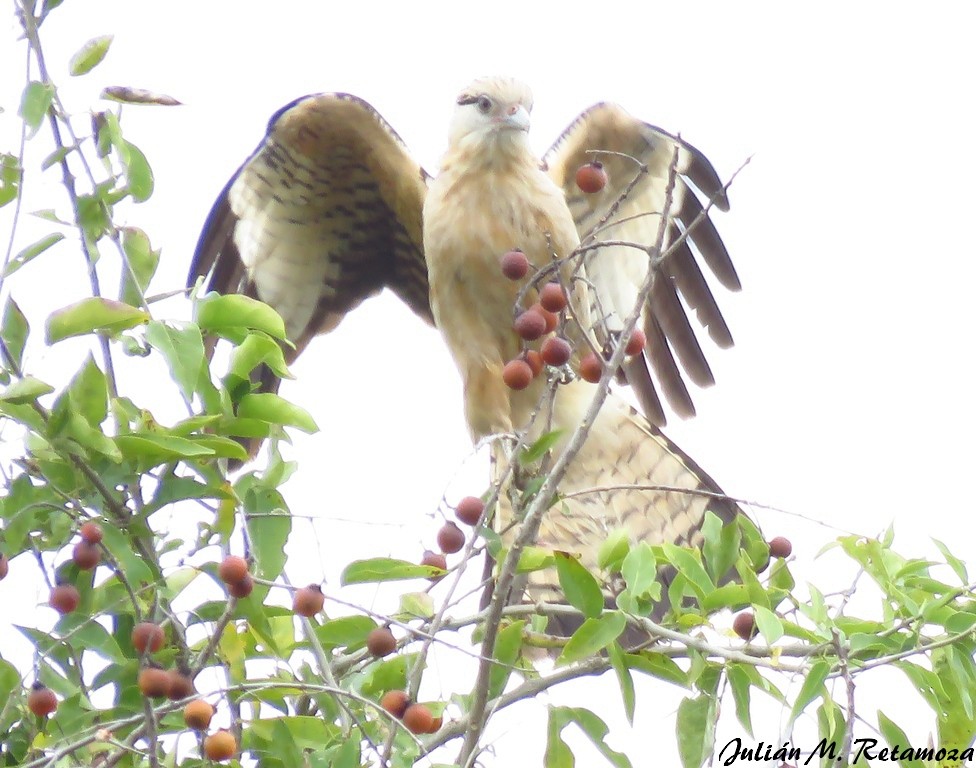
[{"left": 1, "top": 3, "right": 975, "bottom": 767}]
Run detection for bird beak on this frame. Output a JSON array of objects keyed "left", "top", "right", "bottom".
[{"left": 496, "top": 103, "right": 530, "bottom": 132}]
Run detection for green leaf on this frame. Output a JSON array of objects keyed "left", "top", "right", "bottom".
[
  {"left": 398, "top": 591, "right": 434, "bottom": 619},
  {"left": 0, "top": 153, "right": 21, "bottom": 208},
  {"left": 787, "top": 659, "right": 829, "bottom": 725},
  {"left": 620, "top": 541, "right": 658, "bottom": 598},
  {"left": 597, "top": 528, "right": 630, "bottom": 572},
  {"left": 69, "top": 35, "right": 113, "bottom": 76},
  {"left": 100, "top": 86, "right": 182, "bottom": 106},
  {"left": 661, "top": 542, "right": 714, "bottom": 598},
  {"left": 557, "top": 612, "right": 626, "bottom": 665},
  {"left": 546, "top": 706, "right": 632, "bottom": 768},
  {"left": 0, "top": 375, "right": 53, "bottom": 404},
  {"left": 340, "top": 557, "right": 442, "bottom": 585},
  {"left": 555, "top": 551, "right": 604, "bottom": 619},
  {"left": 120, "top": 140, "right": 153, "bottom": 201},
  {"left": 702, "top": 510, "right": 740, "bottom": 581},
  {"left": 608, "top": 641, "right": 636, "bottom": 725},
  {"left": 521, "top": 429, "right": 565, "bottom": 464},
  {"left": 226, "top": 333, "right": 292, "bottom": 386},
  {"left": 115, "top": 433, "right": 215, "bottom": 462},
  {"left": 46, "top": 298, "right": 149, "bottom": 344},
  {"left": 676, "top": 694, "right": 717, "bottom": 768},
  {"left": 65, "top": 355, "right": 108, "bottom": 426},
  {"left": 626, "top": 651, "right": 690, "bottom": 688},
  {"left": 726, "top": 664, "right": 754, "bottom": 736},
  {"left": 245, "top": 486, "right": 291, "bottom": 582},
  {"left": 195, "top": 293, "right": 287, "bottom": 341},
  {"left": 877, "top": 711, "right": 927, "bottom": 768},
  {"left": 0, "top": 296, "right": 28, "bottom": 380},
  {"left": 933, "top": 538, "right": 969, "bottom": 584},
  {"left": 3, "top": 232, "right": 64, "bottom": 277},
  {"left": 19, "top": 81, "right": 55, "bottom": 134},
  {"left": 315, "top": 616, "right": 376, "bottom": 650},
  {"left": 237, "top": 393, "right": 318, "bottom": 432},
  {"left": 144, "top": 321, "right": 204, "bottom": 402},
  {"left": 753, "top": 605, "right": 784, "bottom": 643},
  {"left": 488, "top": 621, "right": 525, "bottom": 700},
  {"left": 120, "top": 227, "right": 159, "bottom": 306}
]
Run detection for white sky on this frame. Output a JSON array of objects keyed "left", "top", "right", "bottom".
[{"left": 2, "top": 1, "right": 976, "bottom": 764}]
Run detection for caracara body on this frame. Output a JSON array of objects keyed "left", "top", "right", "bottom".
[{"left": 423, "top": 77, "right": 738, "bottom": 610}]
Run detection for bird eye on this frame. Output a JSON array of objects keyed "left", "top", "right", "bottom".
[{"left": 477, "top": 95, "right": 492, "bottom": 114}]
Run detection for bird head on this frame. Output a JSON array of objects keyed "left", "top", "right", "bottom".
[{"left": 447, "top": 77, "right": 534, "bottom": 158}]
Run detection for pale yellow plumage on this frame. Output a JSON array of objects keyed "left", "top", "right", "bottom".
[{"left": 423, "top": 77, "right": 742, "bottom": 620}]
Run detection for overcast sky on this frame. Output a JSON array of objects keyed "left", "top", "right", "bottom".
[{"left": 2, "top": 1, "right": 976, "bottom": 764}]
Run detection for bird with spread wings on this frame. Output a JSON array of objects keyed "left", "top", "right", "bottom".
[{"left": 189, "top": 78, "right": 748, "bottom": 627}]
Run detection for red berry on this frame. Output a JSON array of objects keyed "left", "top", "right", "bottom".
[
  {"left": 502, "top": 359, "right": 533, "bottom": 390},
  {"left": 455, "top": 496, "right": 485, "bottom": 526},
  {"left": 403, "top": 703, "right": 435, "bottom": 734},
  {"left": 733, "top": 612, "right": 757, "bottom": 640},
  {"left": 624, "top": 328, "right": 646, "bottom": 356},
  {"left": 524, "top": 350, "right": 543, "bottom": 378},
  {"left": 50, "top": 583, "right": 80, "bottom": 615},
  {"left": 575, "top": 162, "right": 608, "bottom": 193},
  {"left": 217, "top": 555, "right": 249, "bottom": 585},
  {"left": 0, "top": 553, "right": 8, "bottom": 580},
  {"left": 436, "top": 522, "right": 465, "bottom": 554},
  {"left": 579, "top": 352, "right": 603, "bottom": 383},
  {"left": 131, "top": 622, "right": 165, "bottom": 655},
  {"left": 79, "top": 521, "right": 103, "bottom": 544},
  {"left": 531, "top": 303, "right": 559, "bottom": 333},
  {"left": 514, "top": 309, "right": 547, "bottom": 341},
  {"left": 421, "top": 550, "right": 447, "bottom": 578},
  {"left": 183, "top": 698, "right": 214, "bottom": 730},
  {"left": 293, "top": 584, "right": 325, "bottom": 617},
  {"left": 541, "top": 336, "right": 572, "bottom": 367},
  {"left": 500, "top": 249, "right": 529, "bottom": 280},
  {"left": 27, "top": 683, "right": 57, "bottom": 717},
  {"left": 366, "top": 627, "right": 397, "bottom": 658},
  {"left": 540, "top": 282, "right": 568, "bottom": 313},
  {"left": 167, "top": 670, "right": 195, "bottom": 700},
  {"left": 138, "top": 667, "right": 170, "bottom": 699},
  {"left": 228, "top": 574, "right": 254, "bottom": 599},
  {"left": 203, "top": 730, "right": 237, "bottom": 761},
  {"left": 768, "top": 536, "right": 793, "bottom": 559},
  {"left": 381, "top": 689, "right": 410, "bottom": 718},
  {"left": 72, "top": 540, "right": 100, "bottom": 570}
]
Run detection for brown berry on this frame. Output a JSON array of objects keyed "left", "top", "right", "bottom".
[
  {"left": 579, "top": 352, "right": 603, "bottom": 383},
  {"left": 138, "top": 667, "right": 170, "bottom": 699},
  {"left": 539, "top": 282, "right": 568, "bottom": 313},
  {"left": 513, "top": 309, "right": 547, "bottom": 341},
  {"left": 733, "top": 611, "right": 757, "bottom": 641},
  {"left": 203, "top": 729, "right": 237, "bottom": 761},
  {"left": 524, "top": 350, "right": 543, "bottom": 378},
  {"left": 500, "top": 249, "right": 529, "bottom": 280},
  {"left": 167, "top": 671, "right": 195, "bottom": 700},
  {"left": 624, "top": 328, "right": 646, "bottom": 356},
  {"left": 72, "top": 540, "right": 100, "bottom": 570},
  {"left": 27, "top": 683, "right": 57, "bottom": 717},
  {"left": 131, "top": 622, "right": 165, "bottom": 655},
  {"left": 575, "top": 161, "right": 608, "bottom": 193},
  {"left": 420, "top": 549, "right": 447, "bottom": 577},
  {"left": 217, "top": 555, "right": 249, "bottom": 585},
  {"left": 227, "top": 574, "right": 254, "bottom": 599},
  {"left": 366, "top": 627, "right": 397, "bottom": 658},
  {"left": 541, "top": 336, "right": 572, "bottom": 367},
  {"left": 430, "top": 715, "right": 443, "bottom": 732},
  {"left": 380, "top": 689, "right": 410, "bottom": 718},
  {"left": 50, "top": 583, "right": 80, "bottom": 615},
  {"left": 0, "top": 553, "right": 8, "bottom": 580},
  {"left": 402, "top": 703, "right": 435, "bottom": 734},
  {"left": 455, "top": 496, "right": 485, "bottom": 526},
  {"left": 502, "top": 359, "right": 533, "bottom": 390},
  {"left": 182, "top": 698, "right": 214, "bottom": 730},
  {"left": 79, "top": 521, "right": 103, "bottom": 544},
  {"left": 437, "top": 522, "right": 465, "bottom": 554},
  {"left": 531, "top": 303, "right": 559, "bottom": 333},
  {"left": 293, "top": 584, "right": 325, "bottom": 617},
  {"left": 768, "top": 536, "right": 793, "bottom": 559}
]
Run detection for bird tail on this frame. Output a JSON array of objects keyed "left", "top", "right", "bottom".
[{"left": 491, "top": 384, "right": 749, "bottom": 648}]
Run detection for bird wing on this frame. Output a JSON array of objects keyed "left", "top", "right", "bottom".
[
  {"left": 544, "top": 103, "right": 739, "bottom": 426},
  {"left": 188, "top": 92, "right": 433, "bottom": 384}
]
